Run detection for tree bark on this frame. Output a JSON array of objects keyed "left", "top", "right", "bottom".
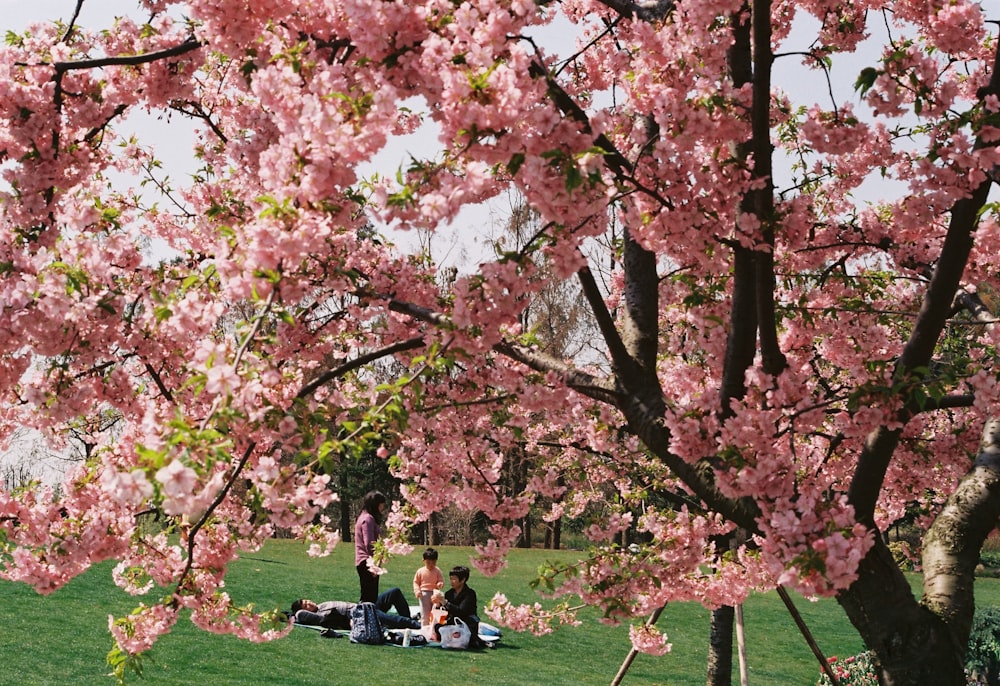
[
  {"left": 837, "top": 538, "right": 965, "bottom": 685},
  {"left": 428, "top": 511, "right": 438, "bottom": 546},
  {"left": 706, "top": 605, "right": 735, "bottom": 686},
  {"left": 339, "top": 470, "right": 352, "bottom": 543},
  {"left": 837, "top": 416, "right": 1000, "bottom": 684},
  {"left": 923, "top": 419, "right": 1000, "bottom": 639}
]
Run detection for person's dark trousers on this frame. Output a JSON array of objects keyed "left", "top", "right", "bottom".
[
  {"left": 464, "top": 614, "right": 482, "bottom": 646},
  {"left": 375, "top": 588, "right": 412, "bottom": 617},
  {"left": 357, "top": 561, "right": 379, "bottom": 603},
  {"left": 377, "top": 611, "right": 420, "bottom": 629},
  {"left": 374, "top": 587, "right": 419, "bottom": 629}
]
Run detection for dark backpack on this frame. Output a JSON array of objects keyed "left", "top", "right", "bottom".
[{"left": 349, "top": 602, "right": 384, "bottom": 644}]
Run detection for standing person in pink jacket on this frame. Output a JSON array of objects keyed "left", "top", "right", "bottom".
[
  {"left": 355, "top": 491, "right": 387, "bottom": 603},
  {"left": 413, "top": 547, "right": 445, "bottom": 635}
]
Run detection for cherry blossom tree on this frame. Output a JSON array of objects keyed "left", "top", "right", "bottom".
[{"left": 1, "top": 0, "right": 999, "bottom": 684}]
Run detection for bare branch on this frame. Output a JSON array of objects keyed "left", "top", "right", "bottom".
[
  {"left": 61, "top": 0, "right": 85, "bottom": 45},
  {"left": 49, "top": 37, "right": 203, "bottom": 73},
  {"left": 577, "top": 265, "right": 634, "bottom": 379},
  {"left": 144, "top": 362, "right": 175, "bottom": 404},
  {"left": 494, "top": 339, "right": 618, "bottom": 403},
  {"left": 296, "top": 337, "right": 426, "bottom": 400}
]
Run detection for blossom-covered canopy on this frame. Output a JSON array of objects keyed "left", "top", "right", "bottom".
[{"left": 1, "top": 1, "right": 998, "bottom": 683}]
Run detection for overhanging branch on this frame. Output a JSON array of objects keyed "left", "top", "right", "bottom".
[
  {"left": 387, "top": 296, "right": 618, "bottom": 402},
  {"left": 50, "top": 37, "right": 203, "bottom": 73},
  {"left": 848, "top": 37, "right": 1000, "bottom": 524},
  {"left": 296, "top": 336, "right": 425, "bottom": 400},
  {"left": 493, "top": 340, "right": 618, "bottom": 403}
]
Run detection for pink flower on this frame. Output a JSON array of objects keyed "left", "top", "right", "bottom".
[
  {"left": 205, "top": 364, "right": 240, "bottom": 396},
  {"left": 629, "top": 624, "right": 672, "bottom": 656},
  {"left": 155, "top": 460, "right": 198, "bottom": 499}
]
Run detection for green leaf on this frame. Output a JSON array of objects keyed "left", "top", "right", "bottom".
[
  {"left": 507, "top": 152, "right": 525, "bottom": 176},
  {"left": 854, "top": 67, "right": 879, "bottom": 96}
]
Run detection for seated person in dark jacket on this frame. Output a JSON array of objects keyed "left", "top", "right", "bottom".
[
  {"left": 291, "top": 586, "right": 420, "bottom": 630},
  {"left": 433, "top": 565, "right": 482, "bottom": 646}
]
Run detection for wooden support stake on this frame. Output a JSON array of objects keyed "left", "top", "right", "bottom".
[
  {"left": 776, "top": 585, "right": 840, "bottom": 686},
  {"left": 611, "top": 605, "right": 665, "bottom": 686},
  {"left": 735, "top": 603, "right": 749, "bottom": 686}
]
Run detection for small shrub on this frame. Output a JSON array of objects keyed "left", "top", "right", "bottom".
[
  {"left": 819, "top": 651, "right": 988, "bottom": 685},
  {"left": 967, "top": 607, "right": 1000, "bottom": 686},
  {"left": 982, "top": 529, "right": 1000, "bottom": 554},
  {"left": 817, "top": 651, "right": 879, "bottom": 686},
  {"left": 980, "top": 551, "right": 1000, "bottom": 571}
]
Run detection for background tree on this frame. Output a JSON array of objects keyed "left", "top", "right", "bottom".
[
  {"left": 490, "top": 199, "right": 602, "bottom": 549},
  {"left": 1, "top": 2, "right": 999, "bottom": 685}
]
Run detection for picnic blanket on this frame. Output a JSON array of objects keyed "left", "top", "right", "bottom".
[
  {"left": 409, "top": 605, "right": 503, "bottom": 646},
  {"left": 293, "top": 620, "right": 501, "bottom": 648}
]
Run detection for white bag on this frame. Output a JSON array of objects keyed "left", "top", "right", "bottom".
[{"left": 438, "top": 618, "right": 471, "bottom": 649}]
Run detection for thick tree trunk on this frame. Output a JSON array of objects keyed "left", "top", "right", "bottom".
[
  {"left": 838, "top": 538, "right": 965, "bottom": 685},
  {"left": 838, "top": 419, "right": 1000, "bottom": 685},
  {"left": 339, "top": 472, "right": 352, "bottom": 543},
  {"left": 923, "top": 419, "right": 1000, "bottom": 638},
  {"left": 517, "top": 515, "right": 530, "bottom": 548},
  {"left": 706, "top": 605, "right": 734, "bottom": 686}
]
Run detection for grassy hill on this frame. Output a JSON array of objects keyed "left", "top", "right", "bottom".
[{"left": 3, "top": 540, "right": 999, "bottom": 685}]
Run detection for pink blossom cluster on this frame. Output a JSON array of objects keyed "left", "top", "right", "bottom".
[
  {"left": 109, "top": 604, "right": 179, "bottom": 655},
  {"left": 759, "top": 495, "right": 875, "bottom": 597},
  {"left": 189, "top": 591, "right": 293, "bottom": 642},
  {"left": 484, "top": 594, "right": 581, "bottom": 636},
  {"left": 629, "top": 623, "right": 672, "bottom": 656}
]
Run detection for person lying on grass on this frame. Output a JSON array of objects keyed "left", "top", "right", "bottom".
[
  {"left": 432, "top": 565, "right": 483, "bottom": 648},
  {"left": 291, "top": 587, "right": 420, "bottom": 631}
]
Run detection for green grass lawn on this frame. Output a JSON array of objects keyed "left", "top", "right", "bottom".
[{"left": 3, "top": 540, "right": 1000, "bottom": 685}]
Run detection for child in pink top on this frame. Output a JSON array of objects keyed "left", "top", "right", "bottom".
[{"left": 413, "top": 547, "right": 445, "bottom": 634}]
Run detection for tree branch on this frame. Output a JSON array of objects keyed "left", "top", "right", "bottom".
[
  {"left": 620, "top": 229, "right": 659, "bottom": 375},
  {"left": 172, "top": 439, "right": 256, "bottom": 607},
  {"left": 493, "top": 339, "right": 618, "bottom": 403},
  {"left": 923, "top": 418, "right": 1000, "bottom": 644},
  {"left": 848, "top": 36, "right": 1000, "bottom": 524},
  {"left": 386, "top": 296, "right": 618, "bottom": 400},
  {"left": 50, "top": 37, "right": 203, "bottom": 73},
  {"left": 296, "top": 336, "right": 426, "bottom": 400},
  {"left": 720, "top": 3, "right": 758, "bottom": 417},
  {"left": 144, "top": 362, "right": 175, "bottom": 404},
  {"left": 576, "top": 265, "right": 636, "bottom": 379},
  {"left": 750, "top": 0, "right": 786, "bottom": 379},
  {"left": 527, "top": 58, "right": 633, "bottom": 177},
  {"left": 720, "top": 246, "right": 759, "bottom": 416}
]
